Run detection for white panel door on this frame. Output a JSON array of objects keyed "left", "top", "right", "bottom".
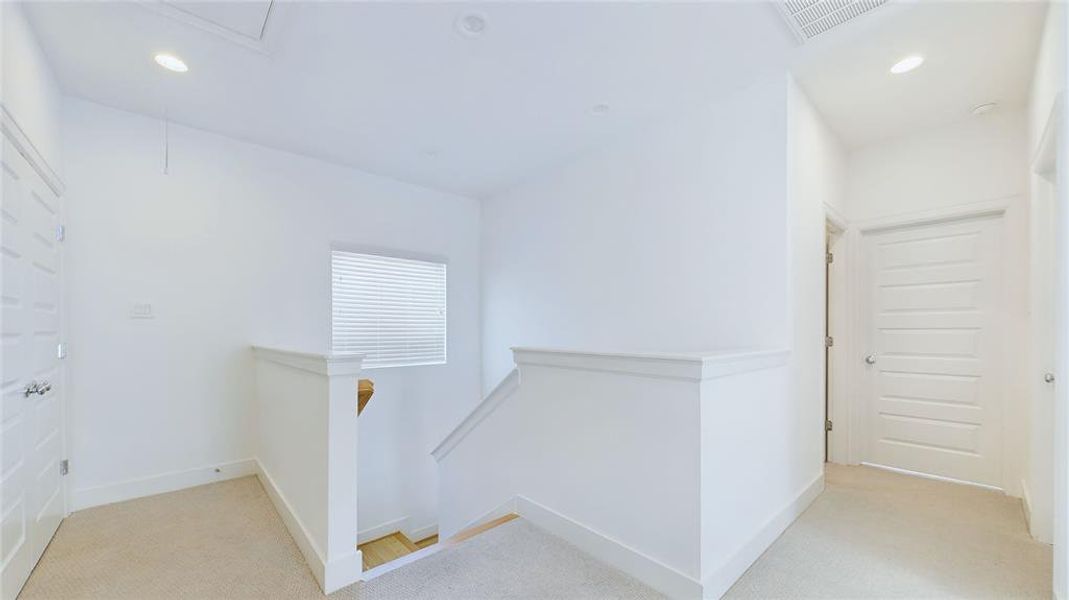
[
  {"left": 1, "top": 138, "right": 66, "bottom": 600},
  {"left": 862, "top": 215, "right": 1004, "bottom": 487}
]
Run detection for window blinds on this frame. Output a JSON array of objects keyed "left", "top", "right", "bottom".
[{"left": 331, "top": 250, "right": 447, "bottom": 368}]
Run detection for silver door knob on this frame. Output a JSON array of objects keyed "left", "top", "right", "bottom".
[
  {"left": 865, "top": 354, "right": 877, "bottom": 365},
  {"left": 23, "top": 381, "right": 51, "bottom": 397},
  {"left": 1045, "top": 372, "right": 1056, "bottom": 383}
]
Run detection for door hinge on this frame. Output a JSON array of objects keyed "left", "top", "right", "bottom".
[
  {"left": 56, "top": 224, "right": 65, "bottom": 242},
  {"left": 57, "top": 343, "right": 67, "bottom": 359},
  {"left": 825, "top": 336, "right": 834, "bottom": 348},
  {"left": 825, "top": 420, "right": 834, "bottom": 432},
  {"left": 60, "top": 459, "right": 69, "bottom": 476},
  {"left": 826, "top": 252, "right": 834, "bottom": 264}
]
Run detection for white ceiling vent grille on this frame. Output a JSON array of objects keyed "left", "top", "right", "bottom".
[{"left": 777, "top": 0, "right": 890, "bottom": 42}]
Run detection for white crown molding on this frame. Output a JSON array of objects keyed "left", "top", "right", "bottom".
[
  {"left": 251, "top": 346, "right": 364, "bottom": 376},
  {"left": 1, "top": 103, "right": 65, "bottom": 196},
  {"left": 511, "top": 347, "right": 790, "bottom": 382}
]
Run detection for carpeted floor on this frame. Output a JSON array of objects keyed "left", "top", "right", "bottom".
[
  {"left": 20, "top": 465, "right": 1054, "bottom": 599},
  {"left": 726, "top": 464, "right": 1053, "bottom": 599},
  {"left": 19, "top": 476, "right": 663, "bottom": 599}
]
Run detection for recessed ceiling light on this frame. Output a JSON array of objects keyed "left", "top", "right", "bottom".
[
  {"left": 890, "top": 55, "right": 924, "bottom": 75},
  {"left": 971, "top": 102, "right": 998, "bottom": 116},
  {"left": 154, "top": 53, "right": 188, "bottom": 73},
  {"left": 590, "top": 104, "right": 611, "bottom": 115},
  {"left": 455, "top": 12, "right": 488, "bottom": 38}
]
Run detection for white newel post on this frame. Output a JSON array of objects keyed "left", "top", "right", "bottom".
[{"left": 251, "top": 347, "right": 364, "bottom": 594}]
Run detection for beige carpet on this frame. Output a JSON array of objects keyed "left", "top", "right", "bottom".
[
  {"left": 726, "top": 464, "right": 1053, "bottom": 599},
  {"left": 19, "top": 476, "right": 662, "bottom": 599}
]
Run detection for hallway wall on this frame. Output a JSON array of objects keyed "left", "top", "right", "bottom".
[
  {"left": 61, "top": 99, "right": 482, "bottom": 540},
  {"left": 480, "top": 76, "right": 791, "bottom": 392},
  {"left": 1, "top": 2, "right": 63, "bottom": 173}
]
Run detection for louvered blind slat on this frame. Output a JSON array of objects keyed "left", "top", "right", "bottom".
[{"left": 331, "top": 251, "right": 447, "bottom": 368}]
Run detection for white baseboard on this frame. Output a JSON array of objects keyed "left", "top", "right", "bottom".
[
  {"left": 322, "top": 550, "right": 364, "bottom": 594},
  {"left": 359, "top": 516, "right": 409, "bottom": 544},
  {"left": 702, "top": 472, "right": 825, "bottom": 599},
  {"left": 515, "top": 496, "right": 703, "bottom": 600},
  {"left": 358, "top": 516, "right": 438, "bottom": 545},
  {"left": 70, "top": 458, "right": 257, "bottom": 511},
  {"left": 255, "top": 461, "right": 329, "bottom": 590},
  {"left": 407, "top": 521, "right": 438, "bottom": 542},
  {"left": 256, "top": 461, "right": 361, "bottom": 594}
]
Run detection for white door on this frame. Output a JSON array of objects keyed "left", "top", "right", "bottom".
[
  {"left": 862, "top": 215, "right": 1004, "bottom": 487},
  {"left": 1, "top": 137, "right": 66, "bottom": 599}
]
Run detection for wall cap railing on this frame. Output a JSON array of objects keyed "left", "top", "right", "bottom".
[
  {"left": 251, "top": 346, "right": 365, "bottom": 376},
  {"left": 512, "top": 347, "right": 789, "bottom": 382}
]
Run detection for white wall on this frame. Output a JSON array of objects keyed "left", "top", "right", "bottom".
[
  {"left": 438, "top": 352, "right": 703, "bottom": 596},
  {"left": 480, "top": 76, "right": 791, "bottom": 392},
  {"left": 786, "top": 81, "right": 847, "bottom": 468},
  {"left": 1, "top": 2, "right": 63, "bottom": 173},
  {"left": 846, "top": 111, "right": 1028, "bottom": 221},
  {"left": 61, "top": 99, "right": 482, "bottom": 538},
  {"left": 844, "top": 111, "right": 1031, "bottom": 499}
]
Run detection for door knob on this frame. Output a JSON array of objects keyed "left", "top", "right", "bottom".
[
  {"left": 865, "top": 354, "right": 877, "bottom": 365},
  {"left": 1045, "top": 372, "right": 1056, "bottom": 384},
  {"left": 22, "top": 381, "right": 51, "bottom": 397}
]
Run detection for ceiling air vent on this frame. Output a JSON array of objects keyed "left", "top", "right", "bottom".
[{"left": 777, "top": 0, "right": 890, "bottom": 42}]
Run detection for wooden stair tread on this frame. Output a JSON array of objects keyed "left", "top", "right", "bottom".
[
  {"left": 359, "top": 531, "right": 419, "bottom": 570},
  {"left": 359, "top": 514, "right": 519, "bottom": 579},
  {"left": 357, "top": 379, "right": 375, "bottom": 415},
  {"left": 445, "top": 514, "right": 518, "bottom": 545}
]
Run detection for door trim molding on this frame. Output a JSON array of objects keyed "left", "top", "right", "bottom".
[
  {"left": 854, "top": 196, "right": 1012, "bottom": 233},
  {"left": 0, "top": 103, "right": 65, "bottom": 196},
  {"left": 826, "top": 199, "right": 1019, "bottom": 472}
]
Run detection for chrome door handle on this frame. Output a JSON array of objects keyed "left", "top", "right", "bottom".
[
  {"left": 1045, "top": 372, "right": 1056, "bottom": 384},
  {"left": 865, "top": 354, "right": 877, "bottom": 365},
  {"left": 22, "top": 381, "right": 51, "bottom": 397}
]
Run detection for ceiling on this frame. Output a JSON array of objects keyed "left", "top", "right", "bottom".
[
  {"left": 792, "top": 1, "right": 1046, "bottom": 148},
  {"left": 22, "top": 1, "right": 1046, "bottom": 198}
]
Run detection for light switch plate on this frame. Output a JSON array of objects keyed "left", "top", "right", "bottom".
[{"left": 130, "top": 302, "right": 155, "bottom": 319}]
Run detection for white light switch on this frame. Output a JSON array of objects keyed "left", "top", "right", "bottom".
[{"left": 130, "top": 302, "right": 155, "bottom": 319}]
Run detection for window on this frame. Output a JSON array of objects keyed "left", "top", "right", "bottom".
[{"left": 331, "top": 250, "right": 447, "bottom": 368}]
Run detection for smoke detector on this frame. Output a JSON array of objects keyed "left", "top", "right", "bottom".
[{"left": 777, "top": 0, "right": 891, "bottom": 42}]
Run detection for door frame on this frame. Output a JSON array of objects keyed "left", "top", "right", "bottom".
[
  {"left": 1033, "top": 90, "right": 1067, "bottom": 598},
  {"left": 824, "top": 205, "right": 848, "bottom": 464},
  {"left": 823, "top": 197, "right": 1016, "bottom": 480}
]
